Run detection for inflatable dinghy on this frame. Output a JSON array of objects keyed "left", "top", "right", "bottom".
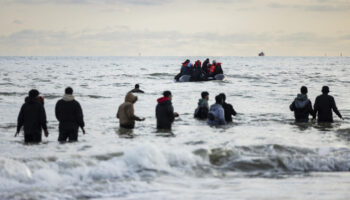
[{"left": 175, "top": 74, "right": 225, "bottom": 82}]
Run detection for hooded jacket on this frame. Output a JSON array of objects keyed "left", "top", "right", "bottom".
[
  {"left": 194, "top": 98, "right": 209, "bottom": 119},
  {"left": 290, "top": 94, "right": 315, "bottom": 122},
  {"left": 156, "top": 97, "right": 175, "bottom": 129},
  {"left": 117, "top": 92, "right": 141, "bottom": 128},
  {"left": 55, "top": 94, "right": 85, "bottom": 129},
  {"left": 207, "top": 103, "right": 226, "bottom": 125},
  {"left": 314, "top": 94, "right": 342, "bottom": 122},
  {"left": 17, "top": 96, "right": 48, "bottom": 134},
  {"left": 202, "top": 59, "right": 210, "bottom": 75}
]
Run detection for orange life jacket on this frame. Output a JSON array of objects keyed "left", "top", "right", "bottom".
[{"left": 209, "top": 64, "right": 216, "bottom": 73}]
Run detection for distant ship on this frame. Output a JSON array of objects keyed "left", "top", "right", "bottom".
[{"left": 258, "top": 52, "right": 265, "bottom": 56}]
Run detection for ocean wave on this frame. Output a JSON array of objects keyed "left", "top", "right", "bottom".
[
  {"left": 206, "top": 144, "right": 350, "bottom": 173},
  {"left": 0, "top": 92, "right": 27, "bottom": 97},
  {"left": 148, "top": 73, "right": 174, "bottom": 77}
]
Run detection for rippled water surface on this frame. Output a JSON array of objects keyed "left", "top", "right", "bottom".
[{"left": 0, "top": 56, "right": 350, "bottom": 200}]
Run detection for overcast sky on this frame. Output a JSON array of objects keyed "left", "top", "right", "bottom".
[{"left": 0, "top": 0, "right": 349, "bottom": 56}]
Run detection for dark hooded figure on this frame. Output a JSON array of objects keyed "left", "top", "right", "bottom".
[
  {"left": 289, "top": 86, "right": 315, "bottom": 122},
  {"left": 156, "top": 91, "right": 179, "bottom": 129},
  {"left": 219, "top": 93, "right": 237, "bottom": 122},
  {"left": 55, "top": 87, "right": 85, "bottom": 142},
  {"left": 191, "top": 60, "right": 206, "bottom": 81},
  {"left": 314, "top": 86, "right": 343, "bottom": 123},
  {"left": 15, "top": 89, "right": 49, "bottom": 143},
  {"left": 213, "top": 62, "right": 224, "bottom": 75},
  {"left": 202, "top": 58, "right": 210, "bottom": 76}
]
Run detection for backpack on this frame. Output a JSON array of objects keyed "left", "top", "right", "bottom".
[{"left": 195, "top": 107, "right": 209, "bottom": 119}]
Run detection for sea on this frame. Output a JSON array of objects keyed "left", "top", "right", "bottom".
[{"left": 0, "top": 56, "right": 349, "bottom": 200}]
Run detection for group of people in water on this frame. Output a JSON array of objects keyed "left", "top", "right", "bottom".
[
  {"left": 290, "top": 85, "right": 343, "bottom": 123},
  {"left": 174, "top": 58, "right": 224, "bottom": 81},
  {"left": 16, "top": 87, "right": 85, "bottom": 143},
  {"left": 15, "top": 82, "right": 344, "bottom": 144}
]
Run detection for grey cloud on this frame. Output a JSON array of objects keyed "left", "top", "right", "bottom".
[
  {"left": 12, "top": 19, "right": 23, "bottom": 24},
  {"left": 0, "top": 29, "right": 342, "bottom": 45},
  {"left": 340, "top": 35, "right": 350, "bottom": 40},
  {"left": 267, "top": 2, "right": 350, "bottom": 12},
  {"left": 0, "top": 29, "right": 348, "bottom": 55}
]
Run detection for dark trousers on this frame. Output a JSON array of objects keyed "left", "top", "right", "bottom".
[
  {"left": 120, "top": 124, "right": 134, "bottom": 129},
  {"left": 295, "top": 118, "right": 309, "bottom": 123},
  {"left": 24, "top": 132, "right": 42, "bottom": 143},
  {"left": 58, "top": 127, "right": 78, "bottom": 142}
]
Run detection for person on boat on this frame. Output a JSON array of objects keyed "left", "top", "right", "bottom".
[
  {"left": 15, "top": 89, "right": 49, "bottom": 143},
  {"left": 214, "top": 62, "right": 224, "bottom": 75},
  {"left": 191, "top": 60, "right": 206, "bottom": 81},
  {"left": 219, "top": 93, "right": 237, "bottom": 123},
  {"left": 289, "top": 86, "right": 315, "bottom": 122},
  {"left": 314, "top": 86, "right": 343, "bottom": 123},
  {"left": 208, "top": 61, "right": 224, "bottom": 78},
  {"left": 55, "top": 87, "right": 85, "bottom": 142},
  {"left": 202, "top": 58, "right": 210, "bottom": 76},
  {"left": 129, "top": 84, "right": 144, "bottom": 93},
  {"left": 156, "top": 91, "right": 179, "bottom": 130},
  {"left": 194, "top": 91, "right": 209, "bottom": 119},
  {"left": 181, "top": 61, "right": 193, "bottom": 76},
  {"left": 207, "top": 95, "right": 226, "bottom": 126},
  {"left": 117, "top": 92, "right": 145, "bottom": 129},
  {"left": 175, "top": 59, "right": 190, "bottom": 81}
]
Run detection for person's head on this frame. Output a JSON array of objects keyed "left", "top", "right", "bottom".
[
  {"left": 219, "top": 93, "right": 226, "bottom": 102},
  {"left": 213, "top": 60, "right": 217, "bottom": 65},
  {"left": 163, "top": 90, "right": 172, "bottom": 101},
  {"left": 135, "top": 84, "right": 140, "bottom": 89},
  {"left": 125, "top": 92, "right": 138, "bottom": 103},
  {"left": 215, "top": 94, "right": 223, "bottom": 105},
  {"left": 300, "top": 86, "right": 308, "bottom": 94},
  {"left": 65, "top": 87, "right": 73, "bottom": 95},
  {"left": 182, "top": 59, "right": 190, "bottom": 65},
  {"left": 322, "top": 86, "right": 330, "bottom": 94},
  {"left": 201, "top": 91, "right": 209, "bottom": 100},
  {"left": 28, "top": 89, "right": 39, "bottom": 98}
]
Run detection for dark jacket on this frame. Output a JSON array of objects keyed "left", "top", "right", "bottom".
[
  {"left": 55, "top": 95, "right": 85, "bottom": 129},
  {"left": 202, "top": 59, "right": 209, "bottom": 75},
  {"left": 129, "top": 88, "right": 144, "bottom": 93},
  {"left": 314, "top": 94, "right": 342, "bottom": 122},
  {"left": 222, "top": 102, "right": 237, "bottom": 122},
  {"left": 194, "top": 98, "right": 209, "bottom": 119},
  {"left": 156, "top": 97, "right": 175, "bottom": 129},
  {"left": 191, "top": 66, "right": 206, "bottom": 81},
  {"left": 17, "top": 96, "right": 48, "bottom": 135},
  {"left": 180, "top": 64, "right": 193, "bottom": 76},
  {"left": 290, "top": 94, "right": 315, "bottom": 122},
  {"left": 214, "top": 63, "right": 224, "bottom": 75}
]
